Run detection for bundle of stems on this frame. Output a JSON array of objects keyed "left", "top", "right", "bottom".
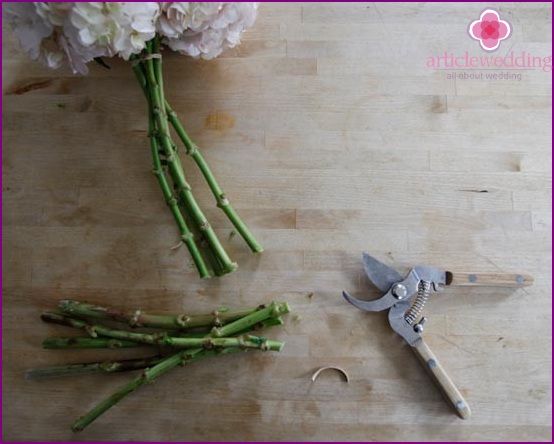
[
  {"left": 130, "top": 36, "right": 263, "bottom": 279},
  {"left": 29, "top": 299, "right": 290, "bottom": 432}
]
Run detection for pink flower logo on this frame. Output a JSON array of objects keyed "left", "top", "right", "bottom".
[{"left": 468, "top": 8, "right": 511, "bottom": 52}]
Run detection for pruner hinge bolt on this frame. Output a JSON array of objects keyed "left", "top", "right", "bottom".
[
  {"left": 413, "top": 317, "right": 427, "bottom": 333},
  {"left": 391, "top": 283, "right": 408, "bottom": 300}
]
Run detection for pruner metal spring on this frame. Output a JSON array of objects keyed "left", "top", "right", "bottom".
[{"left": 405, "top": 280, "right": 430, "bottom": 325}]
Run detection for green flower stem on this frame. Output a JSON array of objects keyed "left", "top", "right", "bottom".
[
  {"left": 211, "top": 301, "right": 291, "bottom": 337},
  {"left": 148, "top": 96, "right": 210, "bottom": 277},
  {"left": 45, "top": 303, "right": 283, "bottom": 338},
  {"left": 238, "top": 316, "right": 284, "bottom": 333},
  {"left": 132, "top": 62, "right": 210, "bottom": 278},
  {"left": 72, "top": 351, "right": 188, "bottom": 432},
  {"left": 149, "top": 97, "right": 210, "bottom": 278},
  {"left": 40, "top": 316, "right": 283, "bottom": 349},
  {"left": 171, "top": 315, "right": 284, "bottom": 338},
  {"left": 41, "top": 313, "right": 284, "bottom": 351},
  {"left": 72, "top": 340, "right": 272, "bottom": 431},
  {"left": 144, "top": 38, "right": 237, "bottom": 275},
  {"left": 176, "top": 195, "right": 225, "bottom": 276},
  {"left": 57, "top": 300, "right": 259, "bottom": 330},
  {"left": 133, "top": 58, "right": 221, "bottom": 277},
  {"left": 29, "top": 347, "right": 246, "bottom": 380},
  {"left": 202, "top": 240, "right": 225, "bottom": 276},
  {"left": 164, "top": 99, "right": 263, "bottom": 253},
  {"left": 42, "top": 337, "right": 143, "bottom": 350},
  {"left": 72, "top": 347, "right": 242, "bottom": 432},
  {"left": 26, "top": 355, "right": 165, "bottom": 379}
]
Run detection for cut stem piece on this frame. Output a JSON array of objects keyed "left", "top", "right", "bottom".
[
  {"left": 57, "top": 300, "right": 259, "bottom": 330},
  {"left": 26, "top": 355, "right": 165, "bottom": 379},
  {"left": 41, "top": 313, "right": 284, "bottom": 351},
  {"left": 211, "top": 301, "right": 290, "bottom": 337},
  {"left": 42, "top": 337, "right": 143, "bottom": 349}
]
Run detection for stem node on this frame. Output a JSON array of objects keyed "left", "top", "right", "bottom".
[
  {"left": 176, "top": 314, "right": 191, "bottom": 327},
  {"left": 180, "top": 233, "right": 193, "bottom": 242},
  {"left": 130, "top": 310, "right": 142, "bottom": 328},
  {"left": 85, "top": 326, "right": 98, "bottom": 338}
]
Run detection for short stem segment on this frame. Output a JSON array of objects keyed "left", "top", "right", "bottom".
[
  {"left": 58, "top": 299, "right": 260, "bottom": 330},
  {"left": 41, "top": 313, "right": 284, "bottom": 351},
  {"left": 26, "top": 355, "right": 165, "bottom": 379},
  {"left": 72, "top": 348, "right": 241, "bottom": 432},
  {"left": 72, "top": 352, "right": 182, "bottom": 432},
  {"left": 211, "top": 301, "right": 291, "bottom": 337},
  {"left": 42, "top": 337, "right": 143, "bottom": 349}
]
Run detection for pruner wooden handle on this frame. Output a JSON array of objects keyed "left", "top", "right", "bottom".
[
  {"left": 446, "top": 271, "right": 534, "bottom": 287},
  {"left": 412, "top": 338, "right": 471, "bottom": 420}
]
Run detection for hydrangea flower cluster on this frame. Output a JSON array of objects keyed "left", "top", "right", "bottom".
[
  {"left": 159, "top": 2, "right": 258, "bottom": 59},
  {"left": 4, "top": 2, "right": 259, "bottom": 74}
]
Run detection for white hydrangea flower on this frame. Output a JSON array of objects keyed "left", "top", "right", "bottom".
[
  {"left": 4, "top": 2, "right": 107, "bottom": 74},
  {"left": 6, "top": 2, "right": 258, "bottom": 73},
  {"left": 157, "top": 2, "right": 192, "bottom": 39},
  {"left": 70, "top": 2, "right": 161, "bottom": 60},
  {"left": 34, "top": 2, "right": 73, "bottom": 27},
  {"left": 160, "top": 2, "right": 259, "bottom": 60},
  {"left": 3, "top": 3, "right": 59, "bottom": 66}
]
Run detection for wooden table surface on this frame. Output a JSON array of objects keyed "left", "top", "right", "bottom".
[{"left": 2, "top": 2, "right": 552, "bottom": 442}]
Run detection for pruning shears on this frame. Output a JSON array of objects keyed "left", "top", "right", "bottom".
[{"left": 342, "top": 253, "right": 533, "bottom": 419}]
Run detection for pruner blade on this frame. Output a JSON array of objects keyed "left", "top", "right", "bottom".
[
  {"left": 342, "top": 253, "right": 406, "bottom": 312},
  {"left": 342, "top": 290, "right": 398, "bottom": 312},
  {"left": 362, "top": 253, "right": 403, "bottom": 293}
]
